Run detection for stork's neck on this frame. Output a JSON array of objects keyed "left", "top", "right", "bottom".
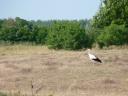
[{"left": 87, "top": 49, "right": 91, "bottom": 54}]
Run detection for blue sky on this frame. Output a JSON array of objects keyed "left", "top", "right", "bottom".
[{"left": 0, "top": 0, "right": 100, "bottom": 20}]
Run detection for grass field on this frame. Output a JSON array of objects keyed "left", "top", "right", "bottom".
[{"left": 0, "top": 45, "right": 128, "bottom": 96}]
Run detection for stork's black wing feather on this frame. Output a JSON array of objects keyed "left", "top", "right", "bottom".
[{"left": 92, "top": 57, "right": 102, "bottom": 63}]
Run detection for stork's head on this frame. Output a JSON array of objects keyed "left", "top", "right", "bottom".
[
  {"left": 87, "top": 48, "right": 91, "bottom": 51},
  {"left": 87, "top": 48, "right": 91, "bottom": 52},
  {"left": 86, "top": 48, "right": 91, "bottom": 54}
]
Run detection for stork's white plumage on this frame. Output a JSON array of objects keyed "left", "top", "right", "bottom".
[{"left": 87, "top": 49, "right": 102, "bottom": 63}]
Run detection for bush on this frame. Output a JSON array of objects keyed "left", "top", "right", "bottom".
[
  {"left": 35, "top": 27, "right": 48, "bottom": 44},
  {"left": 46, "top": 21, "right": 91, "bottom": 50},
  {"left": 0, "top": 18, "right": 38, "bottom": 43},
  {"left": 97, "top": 24, "right": 128, "bottom": 48},
  {"left": 0, "top": 92, "right": 7, "bottom": 96}
]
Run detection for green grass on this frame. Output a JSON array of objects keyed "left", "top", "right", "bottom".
[{"left": 0, "top": 92, "right": 7, "bottom": 96}]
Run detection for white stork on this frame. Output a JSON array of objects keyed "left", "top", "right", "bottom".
[{"left": 87, "top": 49, "right": 102, "bottom": 63}]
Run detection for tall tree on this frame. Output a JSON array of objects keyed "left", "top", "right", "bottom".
[{"left": 93, "top": 0, "right": 128, "bottom": 28}]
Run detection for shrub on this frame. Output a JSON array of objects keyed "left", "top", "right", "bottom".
[
  {"left": 46, "top": 21, "right": 91, "bottom": 50},
  {"left": 97, "top": 24, "right": 128, "bottom": 48},
  {"left": 35, "top": 27, "right": 48, "bottom": 44}
]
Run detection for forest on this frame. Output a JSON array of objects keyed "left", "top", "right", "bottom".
[{"left": 0, "top": 0, "right": 128, "bottom": 50}]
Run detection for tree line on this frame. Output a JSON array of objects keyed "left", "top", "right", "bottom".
[
  {"left": 0, "top": 17, "right": 92, "bottom": 50},
  {"left": 0, "top": 0, "right": 128, "bottom": 49}
]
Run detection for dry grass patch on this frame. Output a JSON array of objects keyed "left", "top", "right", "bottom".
[{"left": 0, "top": 45, "right": 128, "bottom": 96}]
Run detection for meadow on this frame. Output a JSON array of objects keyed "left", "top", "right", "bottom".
[{"left": 0, "top": 44, "right": 128, "bottom": 96}]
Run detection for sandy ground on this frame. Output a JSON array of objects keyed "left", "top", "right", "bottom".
[{"left": 0, "top": 45, "right": 128, "bottom": 96}]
